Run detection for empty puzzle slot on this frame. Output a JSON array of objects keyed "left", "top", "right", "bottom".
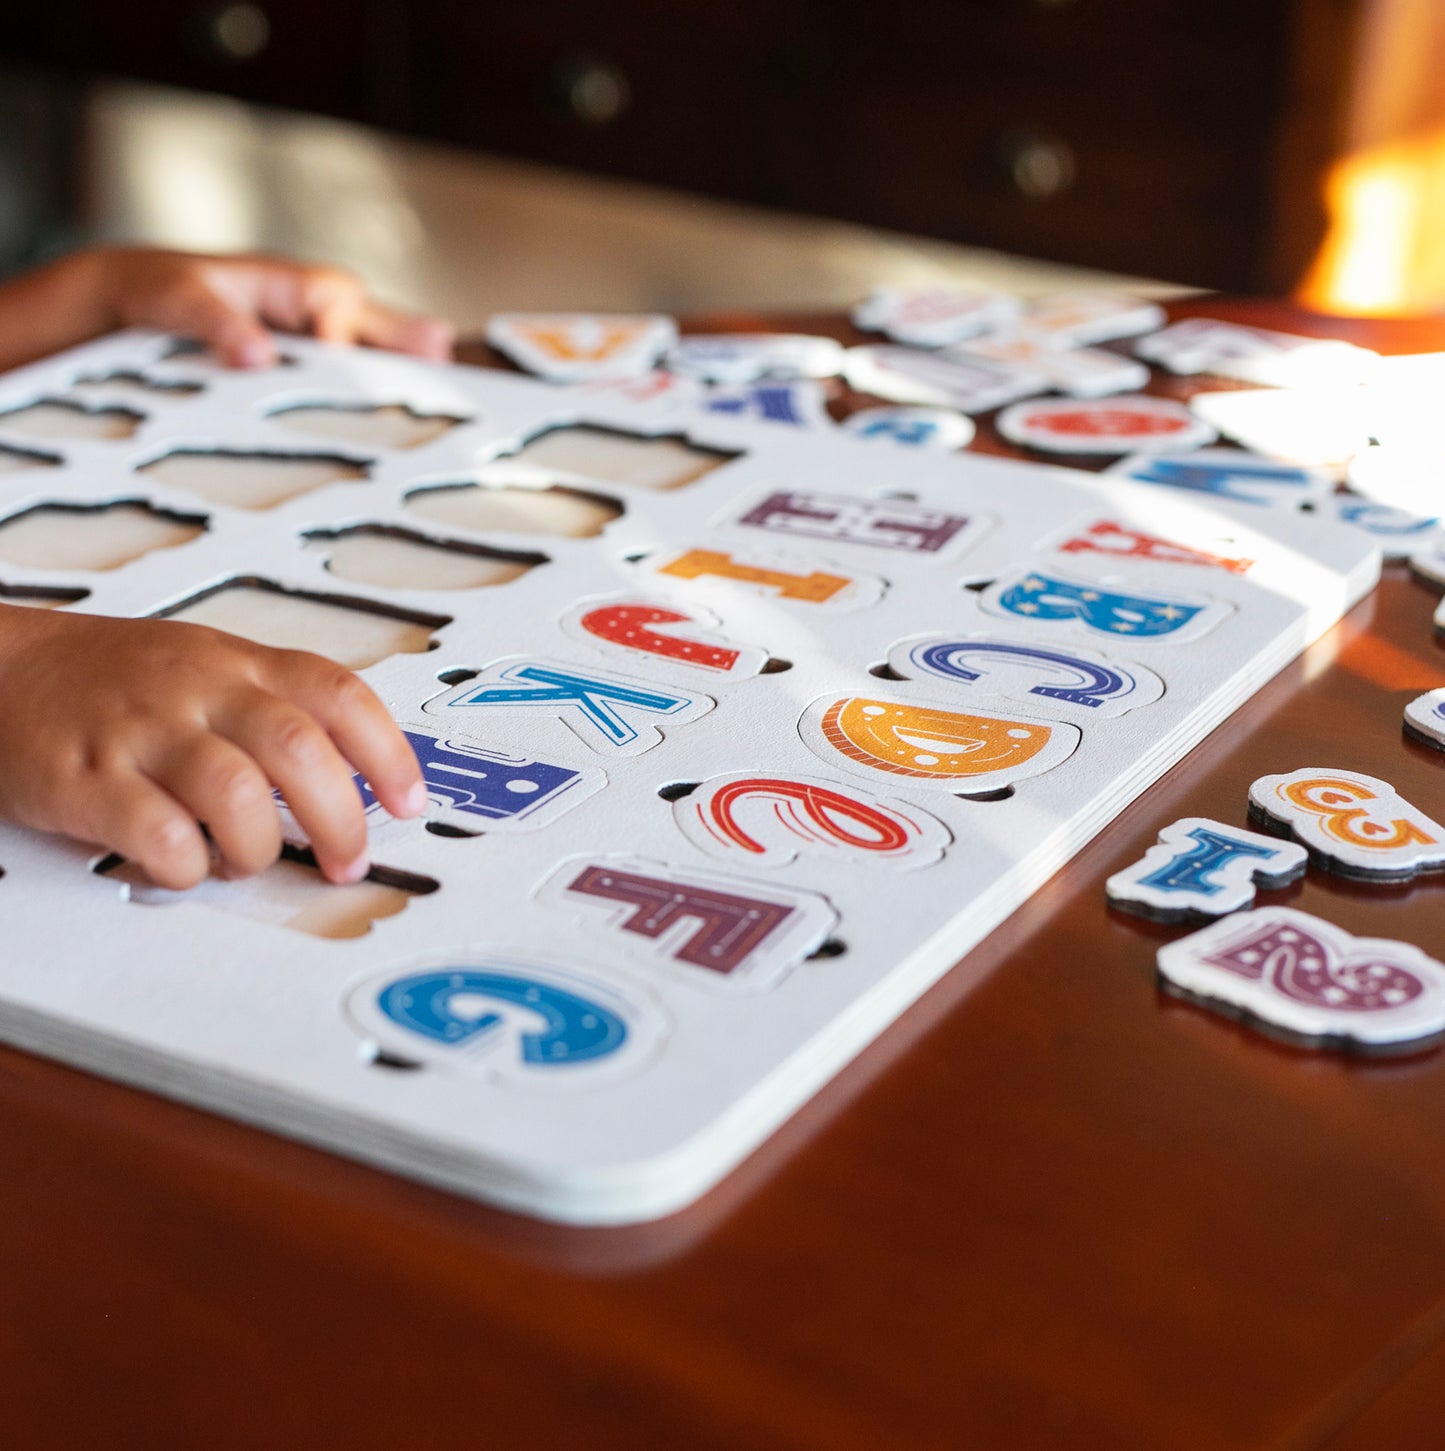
[
  {"left": 96, "top": 846, "right": 438, "bottom": 941},
  {"left": 404, "top": 480, "right": 623, "bottom": 538},
  {"left": 137, "top": 448, "right": 371, "bottom": 510},
  {"left": 301, "top": 525, "right": 547, "bottom": 591},
  {"left": 162, "top": 338, "right": 297, "bottom": 368},
  {"left": 0, "top": 500, "right": 206, "bottom": 572},
  {"left": 269, "top": 401, "right": 467, "bottom": 450},
  {"left": 70, "top": 370, "right": 204, "bottom": 399},
  {"left": 0, "top": 398, "right": 144, "bottom": 441},
  {"left": 0, "top": 442, "right": 62, "bottom": 473},
  {"left": 488, "top": 424, "right": 738, "bottom": 492},
  {"left": 156, "top": 577, "right": 450, "bottom": 670},
  {"left": 0, "top": 580, "right": 91, "bottom": 609}
]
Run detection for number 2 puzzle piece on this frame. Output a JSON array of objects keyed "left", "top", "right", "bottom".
[
  {"left": 1157, "top": 908, "right": 1445, "bottom": 1053},
  {"left": 800, "top": 693, "right": 1079, "bottom": 793},
  {"left": 674, "top": 771, "right": 951, "bottom": 871},
  {"left": 485, "top": 313, "right": 678, "bottom": 382},
  {"left": 1404, "top": 688, "right": 1445, "bottom": 751},
  {"left": 1248, "top": 767, "right": 1445, "bottom": 880},
  {"left": 1106, "top": 818, "right": 1306, "bottom": 922}
]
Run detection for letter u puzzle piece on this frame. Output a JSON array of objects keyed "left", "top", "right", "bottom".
[{"left": 0, "top": 325, "right": 1385, "bottom": 1224}]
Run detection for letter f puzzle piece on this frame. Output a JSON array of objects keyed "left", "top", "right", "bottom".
[
  {"left": 1106, "top": 818, "right": 1306, "bottom": 922},
  {"left": 1248, "top": 767, "right": 1445, "bottom": 880},
  {"left": 1157, "top": 908, "right": 1445, "bottom": 1052}
]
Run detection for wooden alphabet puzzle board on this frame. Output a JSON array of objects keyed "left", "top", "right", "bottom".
[{"left": 0, "top": 331, "right": 1380, "bottom": 1223}]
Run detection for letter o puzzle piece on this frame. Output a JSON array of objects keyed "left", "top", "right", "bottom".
[
  {"left": 1248, "top": 767, "right": 1445, "bottom": 880},
  {"left": 1404, "top": 688, "right": 1445, "bottom": 751},
  {"left": 1106, "top": 818, "right": 1306, "bottom": 922},
  {"left": 1157, "top": 908, "right": 1445, "bottom": 1052},
  {"left": 996, "top": 395, "right": 1217, "bottom": 455}
]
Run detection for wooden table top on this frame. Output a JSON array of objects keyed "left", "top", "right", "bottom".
[{"left": 5, "top": 300, "right": 1444, "bottom": 1450}]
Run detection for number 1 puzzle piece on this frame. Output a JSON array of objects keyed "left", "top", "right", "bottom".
[
  {"left": 1157, "top": 908, "right": 1445, "bottom": 1052},
  {"left": 485, "top": 313, "right": 678, "bottom": 382},
  {"left": 1106, "top": 818, "right": 1306, "bottom": 922},
  {"left": 1404, "top": 688, "right": 1445, "bottom": 751},
  {"left": 1248, "top": 768, "right": 1445, "bottom": 880}
]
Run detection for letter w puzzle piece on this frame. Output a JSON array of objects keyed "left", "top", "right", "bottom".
[
  {"left": 1157, "top": 908, "right": 1445, "bottom": 1052},
  {"left": 1248, "top": 768, "right": 1445, "bottom": 880},
  {"left": 425, "top": 658, "right": 713, "bottom": 756},
  {"left": 539, "top": 856, "right": 837, "bottom": 991},
  {"left": 1106, "top": 818, "right": 1306, "bottom": 922}
]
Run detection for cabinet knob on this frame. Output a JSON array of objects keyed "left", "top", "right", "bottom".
[
  {"left": 198, "top": 3, "right": 271, "bottom": 63},
  {"left": 549, "top": 56, "right": 632, "bottom": 126},
  {"left": 991, "top": 130, "right": 1078, "bottom": 200}
]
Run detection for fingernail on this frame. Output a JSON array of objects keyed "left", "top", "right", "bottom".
[
  {"left": 404, "top": 781, "right": 428, "bottom": 816},
  {"left": 237, "top": 334, "right": 275, "bottom": 368},
  {"left": 338, "top": 852, "right": 370, "bottom": 884}
]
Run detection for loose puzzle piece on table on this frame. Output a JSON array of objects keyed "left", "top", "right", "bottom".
[
  {"left": 950, "top": 333, "right": 1149, "bottom": 398},
  {"left": 1248, "top": 767, "right": 1445, "bottom": 880},
  {"left": 1106, "top": 818, "right": 1306, "bottom": 922},
  {"left": 843, "top": 345, "right": 1047, "bottom": 413},
  {"left": 996, "top": 396, "right": 1217, "bottom": 455},
  {"left": 1404, "top": 689, "right": 1445, "bottom": 750},
  {"left": 0, "top": 325, "right": 1384, "bottom": 1225},
  {"left": 486, "top": 313, "right": 678, "bottom": 382},
  {"left": 1135, "top": 318, "right": 1377, "bottom": 387},
  {"left": 840, "top": 406, "right": 975, "bottom": 450},
  {"left": 1157, "top": 908, "right": 1445, "bottom": 1052},
  {"left": 664, "top": 334, "right": 842, "bottom": 384},
  {"left": 851, "top": 287, "right": 1020, "bottom": 348}
]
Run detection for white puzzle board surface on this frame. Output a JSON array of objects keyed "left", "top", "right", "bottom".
[{"left": 0, "top": 330, "right": 1381, "bottom": 1223}]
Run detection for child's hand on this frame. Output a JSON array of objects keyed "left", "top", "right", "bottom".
[
  {"left": 0, "top": 606, "right": 427, "bottom": 890},
  {"left": 0, "top": 246, "right": 455, "bottom": 374}
]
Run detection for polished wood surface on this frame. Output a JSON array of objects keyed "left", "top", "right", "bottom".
[{"left": 4, "top": 302, "right": 1445, "bottom": 1449}]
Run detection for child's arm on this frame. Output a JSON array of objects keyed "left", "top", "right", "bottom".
[{"left": 0, "top": 247, "right": 454, "bottom": 372}]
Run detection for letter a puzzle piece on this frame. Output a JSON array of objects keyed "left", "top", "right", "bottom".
[
  {"left": 980, "top": 566, "right": 1229, "bottom": 643},
  {"left": 1106, "top": 818, "right": 1306, "bottom": 922},
  {"left": 674, "top": 771, "right": 951, "bottom": 871},
  {"left": 425, "top": 658, "right": 713, "bottom": 756},
  {"left": 540, "top": 855, "right": 838, "bottom": 990},
  {"left": 347, "top": 958, "right": 664, "bottom": 1080},
  {"left": 560, "top": 596, "right": 767, "bottom": 677},
  {"left": 1404, "top": 688, "right": 1445, "bottom": 751},
  {"left": 485, "top": 313, "right": 678, "bottom": 382},
  {"left": 1157, "top": 908, "right": 1445, "bottom": 1052},
  {"left": 1248, "top": 767, "right": 1445, "bottom": 880},
  {"left": 800, "top": 694, "right": 1079, "bottom": 793}
]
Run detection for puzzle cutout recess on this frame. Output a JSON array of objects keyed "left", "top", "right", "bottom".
[{"left": 0, "top": 327, "right": 1384, "bottom": 1223}]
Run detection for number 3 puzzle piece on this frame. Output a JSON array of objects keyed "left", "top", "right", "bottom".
[
  {"left": 1247, "top": 767, "right": 1445, "bottom": 880},
  {"left": 1157, "top": 908, "right": 1445, "bottom": 1052},
  {"left": 1106, "top": 818, "right": 1306, "bottom": 922}
]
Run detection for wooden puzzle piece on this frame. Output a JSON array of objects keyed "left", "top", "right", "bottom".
[
  {"left": 997, "top": 396, "right": 1217, "bottom": 455},
  {"left": 1156, "top": 908, "right": 1445, "bottom": 1052},
  {"left": 1248, "top": 767, "right": 1445, "bottom": 880},
  {"left": 726, "top": 487, "right": 986, "bottom": 558},
  {"left": 672, "top": 771, "right": 951, "bottom": 870},
  {"left": 840, "top": 406, "right": 975, "bottom": 450},
  {"left": 0, "top": 500, "right": 205, "bottom": 572},
  {"left": 101, "top": 850, "right": 435, "bottom": 941},
  {"left": 138, "top": 448, "right": 370, "bottom": 510},
  {"left": 1106, "top": 818, "right": 1306, "bottom": 922},
  {"left": 640, "top": 544, "right": 887, "bottom": 611},
  {"left": 1105, "top": 448, "right": 1334, "bottom": 509},
  {"left": 405, "top": 479, "right": 623, "bottom": 538},
  {"left": 851, "top": 287, "right": 1021, "bottom": 348},
  {"left": 1404, "top": 688, "right": 1445, "bottom": 750},
  {"left": 159, "top": 579, "right": 449, "bottom": 670},
  {"left": 267, "top": 402, "right": 466, "bottom": 450},
  {"left": 979, "top": 566, "right": 1231, "bottom": 644},
  {"left": 663, "top": 333, "right": 842, "bottom": 383},
  {"left": 347, "top": 957, "right": 666, "bottom": 1081},
  {"left": 488, "top": 423, "right": 735, "bottom": 491},
  {"left": 886, "top": 632, "right": 1165, "bottom": 720},
  {"left": 486, "top": 313, "right": 678, "bottom": 381},
  {"left": 302, "top": 527, "right": 546, "bottom": 591},
  {"left": 560, "top": 596, "right": 768, "bottom": 677},
  {"left": 0, "top": 397, "right": 144, "bottom": 441},
  {"left": 425, "top": 657, "right": 713, "bottom": 756},
  {"left": 800, "top": 692, "right": 1079, "bottom": 793},
  {"left": 539, "top": 855, "right": 837, "bottom": 990}
]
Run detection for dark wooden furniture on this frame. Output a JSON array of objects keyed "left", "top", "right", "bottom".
[
  {"left": 1, "top": 298, "right": 1443, "bottom": 1448},
  {"left": 0, "top": 2, "right": 1386, "bottom": 292}
]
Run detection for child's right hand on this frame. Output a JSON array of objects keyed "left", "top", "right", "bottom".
[{"left": 0, "top": 606, "right": 426, "bottom": 889}]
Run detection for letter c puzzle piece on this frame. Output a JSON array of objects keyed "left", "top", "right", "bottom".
[
  {"left": 1157, "top": 908, "right": 1445, "bottom": 1052},
  {"left": 799, "top": 693, "right": 1079, "bottom": 793},
  {"left": 1248, "top": 767, "right": 1445, "bottom": 880},
  {"left": 674, "top": 771, "right": 951, "bottom": 870},
  {"left": 1106, "top": 817, "right": 1306, "bottom": 922}
]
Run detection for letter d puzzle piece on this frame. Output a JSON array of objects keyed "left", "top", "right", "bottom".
[
  {"left": 1106, "top": 818, "right": 1306, "bottom": 922},
  {"left": 1157, "top": 908, "right": 1445, "bottom": 1052},
  {"left": 1404, "top": 688, "right": 1445, "bottom": 751},
  {"left": 1248, "top": 768, "right": 1445, "bottom": 880}
]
